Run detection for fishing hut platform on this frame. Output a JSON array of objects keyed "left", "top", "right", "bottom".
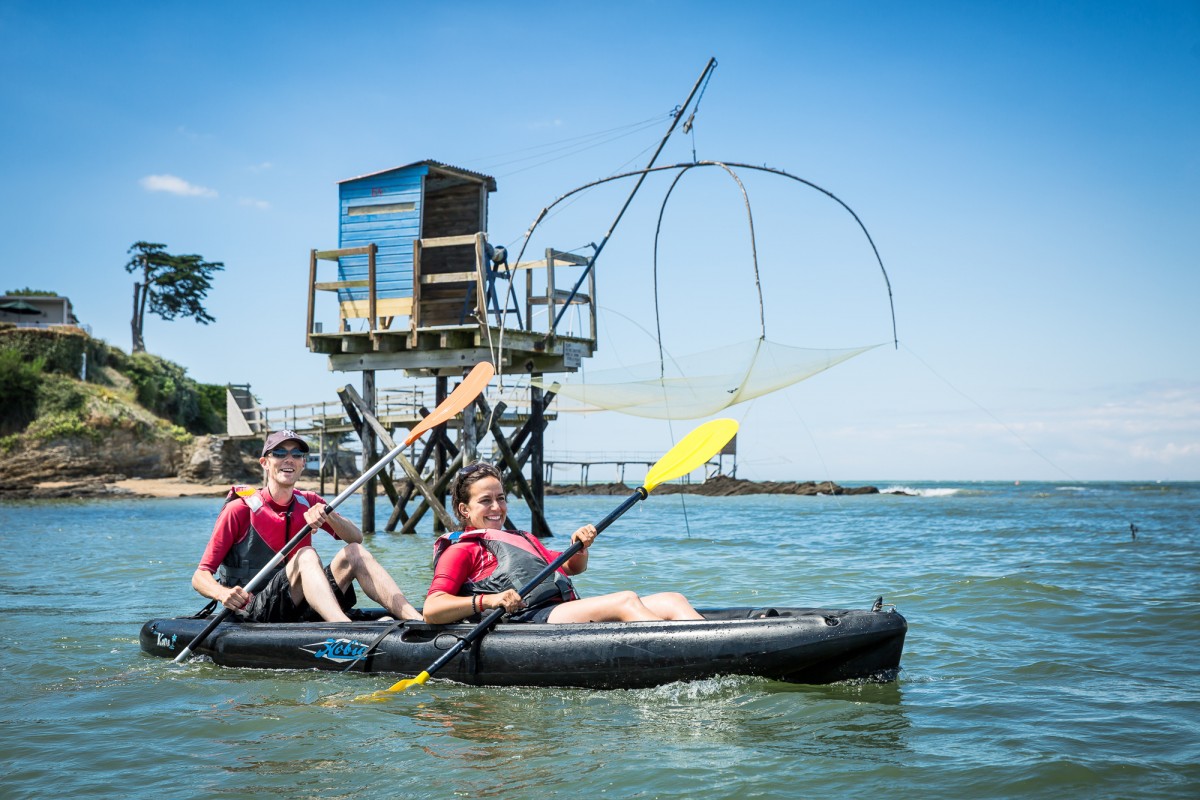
[{"left": 301, "top": 161, "right": 598, "bottom": 537}]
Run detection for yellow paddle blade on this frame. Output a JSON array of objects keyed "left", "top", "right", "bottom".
[
  {"left": 387, "top": 670, "right": 430, "bottom": 693},
  {"left": 352, "top": 670, "right": 430, "bottom": 702},
  {"left": 403, "top": 362, "right": 494, "bottom": 446},
  {"left": 643, "top": 419, "right": 738, "bottom": 493}
]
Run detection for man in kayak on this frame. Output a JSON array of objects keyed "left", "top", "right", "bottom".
[
  {"left": 422, "top": 463, "right": 703, "bottom": 624},
  {"left": 191, "top": 429, "right": 422, "bottom": 623}
]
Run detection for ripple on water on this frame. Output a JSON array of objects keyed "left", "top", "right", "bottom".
[{"left": 3, "top": 487, "right": 1199, "bottom": 799}]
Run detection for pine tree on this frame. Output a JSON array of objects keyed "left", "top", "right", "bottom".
[{"left": 125, "top": 241, "right": 224, "bottom": 353}]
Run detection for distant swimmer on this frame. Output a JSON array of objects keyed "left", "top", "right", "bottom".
[{"left": 1130, "top": 523, "right": 1139, "bottom": 540}]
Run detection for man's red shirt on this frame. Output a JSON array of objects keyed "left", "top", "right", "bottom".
[{"left": 198, "top": 488, "right": 339, "bottom": 574}]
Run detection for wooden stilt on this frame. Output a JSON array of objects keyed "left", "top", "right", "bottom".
[
  {"left": 462, "top": 395, "right": 478, "bottom": 467},
  {"left": 319, "top": 426, "right": 326, "bottom": 496},
  {"left": 530, "top": 381, "right": 548, "bottom": 538},
  {"left": 433, "top": 377, "right": 449, "bottom": 534},
  {"left": 361, "top": 371, "right": 376, "bottom": 533}
]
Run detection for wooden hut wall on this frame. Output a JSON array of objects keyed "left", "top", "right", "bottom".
[
  {"left": 337, "top": 166, "right": 427, "bottom": 309},
  {"left": 423, "top": 182, "right": 485, "bottom": 237},
  {"left": 417, "top": 181, "right": 488, "bottom": 326}
]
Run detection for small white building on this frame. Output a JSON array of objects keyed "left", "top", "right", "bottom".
[{"left": 0, "top": 294, "right": 81, "bottom": 328}]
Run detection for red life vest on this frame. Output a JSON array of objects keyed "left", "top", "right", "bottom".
[
  {"left": 215, "top": 485, "right": 312, "bottom": 588},
  {"left": 433, "top": 528, "right": 578, "bottom": 613}
]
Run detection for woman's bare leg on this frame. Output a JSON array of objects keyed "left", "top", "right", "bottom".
[
  {"left": 641, "top": 592, "right": 704, "bottom": 620},
  {"left": 546, "top": 590, "right": 664, "bottom": 623}
]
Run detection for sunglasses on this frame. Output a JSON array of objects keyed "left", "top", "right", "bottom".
[{"left": 267, "top": 448, "right": 307, "bottom": 459}]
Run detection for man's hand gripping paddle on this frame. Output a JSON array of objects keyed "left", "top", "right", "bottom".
[
  {"left": 370, "top": 417, "right": 739, "bottom": 697},
  {"left": 172, "top": 361, "right": 495, "bottom": 664}
]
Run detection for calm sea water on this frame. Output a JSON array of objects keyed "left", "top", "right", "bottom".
[{"left": 1, "top": 482, "right": 1197, "bottom": 799}]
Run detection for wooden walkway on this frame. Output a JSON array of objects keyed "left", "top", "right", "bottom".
[
  {"left": 227, "top": 389, "right": 427, "bottom": 439},
  {"left": 543, "top": 453, "right": 729, "bottom": 485}
]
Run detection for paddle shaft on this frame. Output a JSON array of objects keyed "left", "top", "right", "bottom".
[
  {"left": 403, "top": 487, "right": 650, "bottom": 682},
  {"left": 173, "top": 436, "right": 424, "bottom": 664}
]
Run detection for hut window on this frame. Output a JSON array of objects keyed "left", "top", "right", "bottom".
[{"left": 348, "top": 202, "right": 416, "bottom": 216}]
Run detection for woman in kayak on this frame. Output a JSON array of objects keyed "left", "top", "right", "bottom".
[{"left": 422, "top": 463, "right": 704, "bottom": 625}]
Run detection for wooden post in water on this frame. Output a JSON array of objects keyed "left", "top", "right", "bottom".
[
  {"left": 319, "top": 425, "right": 326, "bottom": 496},
  {"left": 531, "top": 380, "right": 547, "bottom": 538},
  {"left": 434, "top": 376, "right": 448, "bottom": 534},
  {"left": 362, "top": 370, "right": 376, "bottom": 533},
  {"left": 462, "top": 385, "right": 478, "bottom": 469}
]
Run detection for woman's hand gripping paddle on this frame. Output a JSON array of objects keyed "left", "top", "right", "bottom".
[
  {"left": 373, "top": 417, "right": 738, "bottom": 696},
  {"left": 172, "top": 361, "right": 495, "bottom": 664}
]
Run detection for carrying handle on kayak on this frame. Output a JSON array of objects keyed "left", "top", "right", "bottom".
[
  {"left": 371, "top": 418, "right": 738, "bottom": 697},
  {"left": 172, "top": 362, "right": 494, "bottom": 665}
]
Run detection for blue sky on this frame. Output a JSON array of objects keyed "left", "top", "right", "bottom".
[{"left": 2, "top": 1, "right": 1197, "bottom": 481}]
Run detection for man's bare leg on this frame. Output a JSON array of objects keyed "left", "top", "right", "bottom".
[
  {"left": 331, "top": 543, "right": 422, "bottom": 621},
  {"left": 286, "top": 547, "right": 351, "bottom": 622}
]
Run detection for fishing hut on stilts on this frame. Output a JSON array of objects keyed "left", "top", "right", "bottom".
[{"left": 305, "top": 161, "right": 597, "bottom": 537}]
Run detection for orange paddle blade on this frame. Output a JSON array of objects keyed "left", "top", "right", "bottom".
[{"left": 403, "top": 362, "right": 494, "bottom": 446}]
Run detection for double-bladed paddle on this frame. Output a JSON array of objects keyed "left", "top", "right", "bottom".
[
  {"left": 172, "top": 361, "right": 495, "bottom": 664},
  {"left": 376, "top": 417, "right": 739, "bottom": 695}
]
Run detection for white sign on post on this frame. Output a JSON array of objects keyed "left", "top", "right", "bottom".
[{"left": 563, "top": 342, "right": 585, "bottom": 369}]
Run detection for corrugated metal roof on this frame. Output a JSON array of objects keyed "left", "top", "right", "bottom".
[{"left": 339, "top": 160, "right": 497, "bottom": 191}]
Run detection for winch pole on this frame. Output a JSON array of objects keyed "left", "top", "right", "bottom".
[{"left": 550, "top": 57, "right": 717, "bottom": 334}]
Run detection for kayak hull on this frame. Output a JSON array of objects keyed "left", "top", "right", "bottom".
[{"left": 140, "top": 605, "right": 906, "bottom": 689}]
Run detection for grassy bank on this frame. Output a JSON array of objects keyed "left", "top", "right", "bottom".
[{"left": 0, "top": 324, "right": 225, "bottom": 454}]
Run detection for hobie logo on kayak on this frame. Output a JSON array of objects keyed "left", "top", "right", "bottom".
[
  {"left": 302, "top": 638, "right": 371, "bottom": 663},
  {"left": 156, "top": 632, "right": 178, "bottom": 650}
]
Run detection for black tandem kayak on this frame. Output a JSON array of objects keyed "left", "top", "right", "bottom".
[{"left": 140, "top": 603, "right": 906, "bottom": 689}]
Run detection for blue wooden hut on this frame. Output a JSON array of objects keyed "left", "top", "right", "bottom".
[
  {"left": 335, "top": 160, "right": 496, "bottom": 323},
  {"left": 307, "top": 157, "right": 595, "bottom": 376}
]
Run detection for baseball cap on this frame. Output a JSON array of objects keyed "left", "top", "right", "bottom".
[{"left": 261, "top": 430, "right": 310, "bottom": 457}]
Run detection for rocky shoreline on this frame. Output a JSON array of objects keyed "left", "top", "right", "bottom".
[
  {"left": 5, "top": 471, "right": 880, "bottom": 501},
  {"left": 545, "top": 474, "right": 879, "bottom": 496}
]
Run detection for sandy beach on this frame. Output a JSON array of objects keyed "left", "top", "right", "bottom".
[{"left": 20, "top": 477, "right": 333, "bottom": 500}]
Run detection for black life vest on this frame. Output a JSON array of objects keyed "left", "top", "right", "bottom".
[
  {"left": 432, "top": 529, "right": 578, "bottom": 615},
  {"left": 214, "top": 485, "right": 312, "bottom": 588}
]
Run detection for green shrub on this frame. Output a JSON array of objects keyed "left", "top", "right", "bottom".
[
  {"left": 83, "top": 337, "right": 121, "bottom": 382},
  {"left": 0, "top": 327, "right": 88, "bottom": 376},
  {"left": 121, "top": 352, "right": 223, "bottom": 435},
  {"left": 6, "top": 288, "right": 59, "bottom": 296},
  {"left": 25, "top": 411, "right": 101, "bottom": 443},
  {"left": 197, "top": 382, "right": 227, "bottom": 432},
  {"left": 37, "top": 373, "right": 87, "bottom": 416},
  {"left": 0, "top": 348, "right": 43, "bottom": 434}
]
